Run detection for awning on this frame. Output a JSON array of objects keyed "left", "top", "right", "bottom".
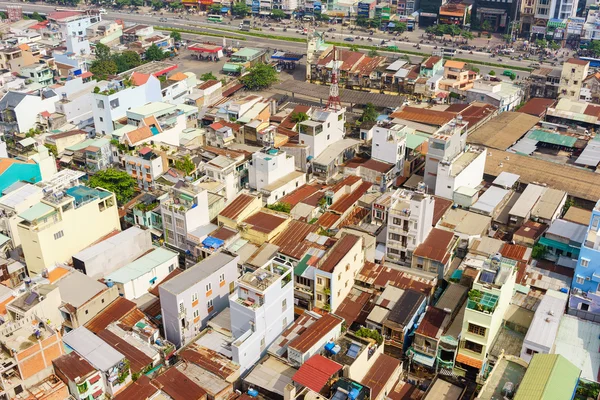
[
  {"left": 202, "top": 236, "right": 225, "bottom": 249},
  {"left": 223, "top": 63, "right": 242, "bottom": 73},
  {"left": 408, "top": 348, "right": 436, "bottom": 367},
  {"left": 221, "top": 7, "right": 229, "bottom": 12},
  {"left": 455, "top": 353, "right": 483, "bottom": 369},
  {"left": 59, "top": 155, "right": 73, "bottom": 164},
  {"left": 388, "top": 22, "right": 395, "bottom": 27}
]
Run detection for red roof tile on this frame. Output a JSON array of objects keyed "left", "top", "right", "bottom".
[
  {"left": 288, "top": 314, "right": 343, "bottom": 353},
  {"left": 292, "top": 355, "right": 343, "bottom": 392},
  {"left": 567, "top": 58, "right": 589, "bottom": 66},
  {"left": 413, "top": 228, "right": 455, "bottom": 263},
  {"left": 422, "top": 56, "right": 442, "bottom": 69},
  {"left": 131, "top": 71, "right": 151, "bottom": 86}
]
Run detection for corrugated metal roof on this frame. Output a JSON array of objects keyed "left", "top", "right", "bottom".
[
  {"left": 288, "top": 314, "right": 343, "bottom": 353},
  {"left": 219, "top": 193, "right": 257, "bottom": 220},
  {"left": 243, "top": 211, "right": 287, "bottom": 234},
  {"left": 527, "top": 129, "right": 577, "bottom": 147},
  {"left": 97, "top": 329, "right": 153, "bottom": 373},
  {"left": 546, "top": 219, "right": 587, "bottom": 243},
  {"left": 84, "top": 297, "right": 137, "bottom": 334},
  {"left": 575, "top": 135, "right": 600, "bottom": 166},
  {"left": 292, "top": 355, "right": 343, "bottom": 392},
  {"left": 514, "top": 354, "right": 580, "bottom": 400},
  {"left": 360, "top": 353, "right": 400, "bottom": 400},
  {"left": 318, "top": 234, "right": 360, "bottom": 273}
]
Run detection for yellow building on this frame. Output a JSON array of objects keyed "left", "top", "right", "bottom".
[
  {"left": 17, "top": 186, "right": 120, "bottom": 275},
  {"left": 239, "top": 210, "right": 290, "bottom": 245},
  {"left": 559, "top": 58, "right": 590, "bottom": 100},
  {"left": 218, "top": 193, "right": 263, "bottom": 230}
]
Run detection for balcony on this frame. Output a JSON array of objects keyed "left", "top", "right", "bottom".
[
  {"left": 412, "top": 343, "right": 437, "bottom": 357},
  {"left": 467, "top": 290, "right": 498, "bottom": 314}
]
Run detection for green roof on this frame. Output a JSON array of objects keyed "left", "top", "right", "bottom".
[
  {"left": 294, "top": 254, "right": 311, "bottom": 277},
  {"left": 223, "top": 63, "right": 242, "bottom": 73},
  {"left": 19, "top": 202, "right": 54, "bottom": 222},
  {"left": 0, "top": 233, "right": 10, "bottom": 247},
  {"left": 527, "top": 130, "right": 577, "bottom": 147},
  {"left": 232, "top": 48, "right": 261, "bottom": 58},
  {"left": 128, "top": 102, "right": 175, "bottom": 118},
  {"left": 406, "top": 133, "right": 428, "bottom": 150},
  {"left": 515, "top": 354, "right": 580, "bottom": 400},
  {"left": 66, "top": 138, "right": 94, "bottom": 152}
]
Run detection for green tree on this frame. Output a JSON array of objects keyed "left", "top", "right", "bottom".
[
  {"left": 531, "top": 244, "right": 546, "bottom": 259},
  {"left": 95, "top": 43, "right": 111, "bottom": 62},
  {"left": 174, "top": 155, "right": 195, "bottom": 176},
  {"left": 317, "top": 13, "right": 329, "bottom": 21},
  {"left": 200, "top": 72, "right": 217, "bottom": 81},
  {"left": 367, "top": 49, "right": 379, "bottom": 57},
  {"left": 461, "top": 30, "right": 474, "bottom": 41},
  {"left": 589, "top": 41, "right": 600, "bottom": 57},
  {"left": 290, "top": 112, "right": 309, "bottom": 131},
  {"left": 209, "top": 4, "right": 222, "bottom": 13},
  {"left": 239, "top": 63, "right": 278, "bottom": 90},
  {"left": 44, "top": 144, "right": 57, "bottom": 158},
  {"left": 113, "top": 51, "right": 142, "bottom": 73},
  {"left": 170, "top": 31, "right": 182, "bottom": 42},
  {"left": 233, "top": 2, "right": 249, "bottom": 16},
  {"left": 31, "top": 12, "right": 44, "bottom": 22},
  {"left": 151, "top": 0, "right": 164, "bottom": 10},
  {"left": 481, "top": 19, "right": 492, "bottom": 32},
  {"left": 488, "top": 70, "right": 496, "bottom": 76},
  {"left": 470, "top": 66, "right": 480, "bottom": 73},
  {"left": 349, "top": 44, "right": 359, "bottom": 52},
  {"left": 87, "top": 169, "right": 136, "bottom": 205},
  {"left": 90, "top": 60, "right": 117, "bottom": 81},
  {"left": 535, "top": 38, "right": 548, "bottom": 48},
  {"left": 549, "top": 41, "right": 561, "bottom": 51},
  {"left": 131, "top": 0, "right": 144, "bottom": 7},
  {"left": 360, "top": 102, "right": 378, "bottom": 123},
  {"left": 271, "top": 9, "right": 286, "bottom": 19},
  {"left": 145, "top": 44, "right": 165, "bottom": 61},
  {"left": 0, "top": 12, "right": 7, "bottom": 20},
  {"left": 115, "top": 0, "right": 131, "bottom": 9},
  {"left": 266, "top": 202, "right": 291, "bottom": 213},
  {"left": 563, "top": 198, "right": 575, "bottom": 214},
  {"left": 356, "top": 16, "right": 369, "bottom": 27},
  {"left": 394, "top": 22, "right": 407, "bottom": 33}
]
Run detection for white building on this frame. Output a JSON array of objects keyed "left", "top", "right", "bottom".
[
  {"left": 106, "top": 246, "right": 178, "bottom": 300},
  {"left": 230, "top": 257, "right": 294, "bottom": 373},
  {"left": 17, "top": 186, "right": 120, "bottom": 276},
  {"left": 298, "top": 108, "right": 346, "bottom": 159},
  {"left": 371, "top": 122, "right": 412, "bottom": 175},
  {"left": 248, "top": 148, "right": 305, "bottom": 205},
  {"left": 161, "top": 72, "right": 197, "bottom": 104},
  {"left": 53, "top": 76, "right": 102, "bottom": 126},
  {"left": 47, "top": 10, "right": 102, "bottom": 40},
  {"left": 386, "top": 187, "right": 435, "bottom": 264},
  {"left": 520, "top": 289, "right": 568, "bottom": 363},
  {"left": 466, "top": 80, "right": 524, "bottom": 113},
  {"left": 91, "top": 75, "right": 162, "bottom": 135},
  {"left": 202, "top": 155, "right": 242, "bottom": 203},
  {"left": 434, "top": 146, "right": 486, "bottom": 200},
  {"left": 160, "top": 182, "right": 210, "bottom": 251},
  {"left": 0, "top": 89, "right": 59, "bottom": 134},
  {"left": 124, "top": 148, "right": 167, "bottom": 191},
  {"left": 159, "top": 252, "right": 239, "bottom": 348},
  {"left": 0, "top": 183, "right": 44, "bottom": 247}
]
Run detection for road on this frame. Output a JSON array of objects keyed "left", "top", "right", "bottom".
[{"left": 1, "top": 2, "right": 538, "bottom": 72}]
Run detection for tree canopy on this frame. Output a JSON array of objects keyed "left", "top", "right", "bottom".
[
  {"left": 239, "top": 63, "right": 279, "bottom": 91},
  {"left": 200, "top": 72, "right": 217, "bottom": 81},
  {"left": 589, "top": 41, "right": 600, "bottom": 57},
  {"left": 90, "top": 60, "right": 117, "bottom": 81},
  {"left": 209, "top": 4, "right": 222, "bottom": 13},
  {"left": 271, "top": 9, "right": 286, "bottom": 19},
  {"left": 170, "top": 31, "right": 182, "bottom": 42},
  {"left": 88, "top": 168, "right": 136, "bottom": 205},
  {"left": 145, "top": 44, "right": 166, "bottom": 61},
  {"left": 233, "top": 2, "right": 249, "bottom": 16},
  {"left": 360, "top": 103, "right": 378, "bottom": 123},
  {"left": 174, "top": 155, "right": 196, "bottom": 176},
  {"left": 95, "top": 43, "right": 112, "bottom": 62}
]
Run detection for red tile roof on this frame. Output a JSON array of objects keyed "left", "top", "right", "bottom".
[
  {"left": 219, "top": 194, "right": 257, "bottom": 220},
  {"left": 517, "top": 98, "right": 556, "bottom": 118},
  {"left": 415, "top": 307, "right": 448, "bottom": 338},
  {"left": 328, "top": 181, "right": 372, "bottom": 214},
  {"left": 422, "top": 56, "right": 442, "bottom": 69},
  {"left": 413, "top": 228, "right": 455, "bottom": 263},
  {"left": 80, "top": 71, "right": 93, "bottom": 79},
  {"left": 131, "top": 71, "right": 151, "bottom": 86},
  {"left": 292, "top": 355, "right": 343, "bottom": 392},
  {"left": 288, "top": 314, "right": 343, "bottom": 353},
  {"left": 243, "top": 211, "right": 287, "bottom": 234},
  {"left": 152, "top": 367, "right": 207, "bottom": 400},
  {"left": 360, "top": 353, "right": 400, "bottom": 400},
  {"left": 318, "top": 234, "right": 360, "bottom": 273},
  {"left": 280, "top": 105, "right": 311, "bottom": 130},
  {"left": 48, "top": 11, "right": 83, "bottom": 20}
]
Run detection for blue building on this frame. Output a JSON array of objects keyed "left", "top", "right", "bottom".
[{"left": 570, "top": 200, "right": 600, "bottom": 314}]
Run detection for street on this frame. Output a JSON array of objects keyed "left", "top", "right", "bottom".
[{"left": 0, "top": 1, "right": 546, "bottom": 73}]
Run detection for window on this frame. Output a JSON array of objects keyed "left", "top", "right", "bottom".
[
  {"left": 282, "top": 317, "right": 288, "bottom": 328},
  {"left": 317, "top": 294, "right": 323, "bottom": 301},
  {"left": 207, "top": 299, "right": 214, "bottom": 312},
  {"left": 175, "top": 218, "right": 185, "bottom": 229},
  {"left": 169, "top": 264, "right": 175, "bottom": 273},
  {"left": 577, "top": 276, "right": 585, "bottom": 285},
  {"left": 179, "top": 303, "right": 185, "bottom": 313},
  {"left": 389, "top": 233, "right": 401, "bottom": 241},
  {"left": 193, "top": 309, "right": 199, "bottom": 318},
  {"left": 282, "top": 299, "right": 287, "bottom": 312},
  {"left": 338, "top": 273, "right": 341, "bottom": 281},
  {"left": 206, "top": 283, "right": 212, "bottom": 292},
  {"left": 191, "top": 293, "right": 198, "bottom": 302},
  {"left": 54, "top": 230, "right": 64, "bottom": 240},
  {"left": 317, "top": 277, "right": 323, "bottom": 285},
  {"left": 468, "top": 323, "right": 486, "bottom": 336},
  {"left": 219, "top": 273, "right": 225, "bottom": 283},
  {"left": 464, "top": 340, "right": 483, "bottom": 354},
  {"left": 582, "top": 258, "right": 590, "bottom": 267},
  {"left": 164, "top": 215, "right": 172, "bottom": 224},
  {"left": 525, "top": 348, "right": 538, "bottom": 356}
]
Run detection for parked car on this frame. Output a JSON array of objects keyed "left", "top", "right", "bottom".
[{"left": 344, "top": 37, "right": 355, "bottom": 42}]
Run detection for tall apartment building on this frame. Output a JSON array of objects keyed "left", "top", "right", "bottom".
[
  {"left": 160, "top": 182, "right": 210, "bottom": 251},
  {"left": 47, "top": 10, "right": 102, "bottom": 40},
  {"left": 298, "top": 108, "right": 346, "bottom": 159},
  {"left": 124, "top": 148, "right": 167, "bottom": 191},
  {"left": 559, "top": 58, "right": 590, "bottom": 100},
  {"left": 160, "top": 252, "right": 239, "bottom": 348},
  {"left": 17, "top": 186, "right": 120, "bottom": 275},
  {"left": 455, "top": 254, "right": 517, "bottom": 377},
  {"left": 230, "top": 257, "right": 294, "bottom": 373},
  {"left": 386, "top": 188, "right": 435, "bottom": 264},
  {"left": 570, "top": 200, "right": 600, "bottom": 315},
  {"left": 0, "top": 183, "right": 44, "bottom": 247},
  {"left": 371, "top": 123, "right": 411, "bottom": 175},
  {"left": 248, "top": 148, "right": 305, "bottom": 205}
]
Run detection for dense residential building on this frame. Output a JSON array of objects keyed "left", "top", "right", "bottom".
[
  {"left": 559, "top": 58, "right": 590, "bottom": 100},
  {"left": 17, "top": 186, "right": 120, "bottom": 275},
  {"left": 248, "top": 147, "right": 305, "bottom": 205}
]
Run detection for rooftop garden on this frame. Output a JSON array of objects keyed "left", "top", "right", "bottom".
[{"left": 467, "top": 289, "right": 499, "bottom": 314}]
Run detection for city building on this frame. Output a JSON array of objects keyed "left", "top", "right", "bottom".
[
  {"left": 386, "top": 188, "right": 435, "bottom": 264},
  {"left": 466, "top": 80, "right": 524, "bottom": 113},
  {"left": 53, "top": 351, "right": 106, "bottom": 400},
  {"left": 514, "top": 354, "right": 580, "bottom": 400},
  {"left": 0, "top": 183, "right": 43, "bottom": 248},
  {"left": 160, "top": 252, "right": 239, "bottom": 347},
  {"left": 248, "top": 148, "right": 305, "bottom": 205},
  {"left": 287, "top": 313, "right": 344, "bottom": 366},
  {"left": 370, "top": 122, "right": 411, "bottom": 175},
  {"left": 230, "top": 257, "right": 294, "bottom": 373},
  {"left": 559, "top": 58, "right": 590, "bottom": 100},
  {"left": 412, "top": 228, "right": 458, "bottom": 280},
  {"left": 0, "top": 89, "right": 59, "bottom": 134},
  {"left": 160, "top": 182, "right": 210, "bottom": 251},
  {"left": 124, "top": 147, "right": 168, "bottom": 191},
  {"left": 529, "top": 67, "right": 562, "bottom": 99},
  {"left": 298, "top": 107, "right": 346, "bottom": 159},
  {"left": 439, "top": 61, "right": 477, "bottom": 94},
  {"left": 570, "top": 200, "right": 600, "bottom": 315},
  {"left": 46, "top": 10, "right": 102, "bottom": 40},
  {"left": 455, "top": 254, "right": 518, "bottom": 377},
  {"left": 17, "top": 186, "right": 120, "bottom": 276}
]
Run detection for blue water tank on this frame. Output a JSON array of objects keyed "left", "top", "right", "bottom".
[
  {"left": 560, "top": 287, "right": 569, "bottom": 293},
  {"left": 106, "top": 279, "right": 114, "bottom": 288},
  {"left": 349, "top": 388, "right": 360, "bottom": 400},
  {"left": 248, "top": 389, "right": 259, "bottom": 397},
  {"left": 324, "top": 341, "right": 335, "bottom": 352}
]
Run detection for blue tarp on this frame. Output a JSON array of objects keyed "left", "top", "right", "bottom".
[
  {"left": 388, "top": 22, "right": 395, "bottom": 27},
  {"left": 203, "top": 236, "right": 225, "bottom": 249},
  {"left": 221, "top": 7, "right": 229, "bottom": 12}
]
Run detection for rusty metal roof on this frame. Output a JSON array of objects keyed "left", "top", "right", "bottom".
[
  {"left": 360, "top": 353, "right": 400, "bottom": 400},
  {"left": 243, "top": 211, "right": 287, "bottom": 234},
  {"left": 152, "top": 367, "right": 207, "bottom": 400},
  {"left": 356, "top": 261, "right": 434, "bottom": 295},
  {"left": 179, "top": 343, "right": 239, "bottom": 380},
  {"left": 84, "top": 297, "right": 137, "bottom": 334},
  {"left": 328, "top": 181, "right": 373, "bottom": 214},
  {"left": 271, "top": 220, "right": 321, "bottom": 260},
  {"left": 288, "top": 314, "right": 344, "bottom": 353},
  {"left": 97, "top": 329, "right": 153, "bottom": 374},
  {"left": 219, "top": 194, "right": 257, "bottom": 220},
  {"left": 413, "top": 228, "right": 455, "bottom": 263},
  {"left": 415, "top": 307, "right": 448, "bottom": 339},
  {"left": 318, "top": 234, "right": 360, "bottom": 273},
  {"left": 391, "top": 106, "right": 456, "bottom": 127}
]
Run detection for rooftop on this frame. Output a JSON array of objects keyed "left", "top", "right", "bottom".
[
  {"left": 160, "top": 252, "right": 236, "bottom": 295},
  {"left": 97, "top": 329, "right": 152, "bottom": 374},
  {"left": 360, "top": 353, "right": 400, "bottom": 400},
  {"left": 268, "top": 311, "right": 319, "bottom": 358},
  {"left": 468, "top": 112, "right": 539, "bottom": 150},
  {"left": 84, "top": 297, "right": 138, "bottom": 333},
  {"left": 178, "top": 343, "right": 239, "bottom": 380},
  {"left": 62, "top": 327, "right": 124, "bottom": 372},
  {"left": 554, "top": 315, "right": 600, "bottom": 382},
  {"left": 515, "top": 354, "right": 580, "bottom": 400},
  {"left": 242, "top": 211, "right": 287, "bottom": 234},
  {"left": 413, "top": 228, "right": 455, "bottom": 263},
  {"left": 292, "top": 354, "right": 343, "bottom": 393},
  {"left": 51, "top": 351, "right": 95, "bottom": 382},
  {"left": 563, "top": 206, "right": 592, "bottom": 226},
  {"left": 288, "top": 313, "right": 343, "bottom": 353},
  {"left": 318, "top": 234, "right": 361, "bottom": 273},
  {"left": 478, "top": 357, "right": 527, "bottom": 400},
  {"left": 153, "top": 366, "right": 207, "bottom": 400},
  {"left": 243, "top": 355, "right": 297, "bottom": 397},
  {"left": 56, "top": 270, "right": 106, "bottom": 309},
  {"left": 106, "top": 247, "right": 177, "bottom": 284},
  {"left": 523, "top": 290, "right": 567, "bottom": 351}
]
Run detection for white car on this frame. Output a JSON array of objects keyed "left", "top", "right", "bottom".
[{"left": 98, "top": 8, "right": 107, "bottom": 14}]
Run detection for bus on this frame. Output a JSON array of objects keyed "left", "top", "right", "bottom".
[
  {"left": 441, "top": 47, "right": 456, "bottom": 58},
  {"left": 207, "top": 14, "right": 223, "bottom": 23}
]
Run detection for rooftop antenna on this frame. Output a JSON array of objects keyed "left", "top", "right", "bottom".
[{"left": 326, "top": 46, "right": 341, "bottom": 111}]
